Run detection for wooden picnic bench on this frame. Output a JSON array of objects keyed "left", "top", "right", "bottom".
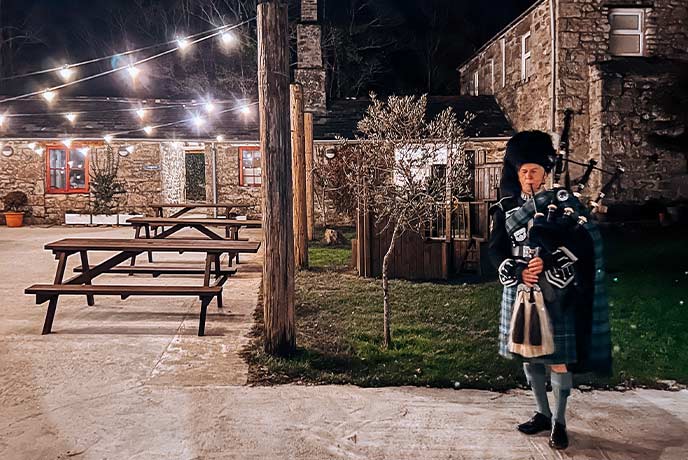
[
  {"left": 25, "top": 238, "right": 261, "bottom": 336},
  {"left": 149, "top": 202, "right": 255, "bottom": 219},
  {"left": 127, "top": 216, "right": 262, "bottom": 265}
]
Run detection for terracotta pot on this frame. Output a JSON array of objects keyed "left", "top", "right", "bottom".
[{"left": 4, "top": 211, "right": 24, "bottom": 227}]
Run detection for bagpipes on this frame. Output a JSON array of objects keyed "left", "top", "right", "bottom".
[{"left": 508, "top": 110, "right": 624, "bottom": 358}]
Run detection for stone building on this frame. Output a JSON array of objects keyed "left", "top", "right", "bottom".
[{"left": 458, "top": 0, "right": 688, "bottom": 206}]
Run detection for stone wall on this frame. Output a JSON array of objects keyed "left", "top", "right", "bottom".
[
  {"left": 591, "top": 64, "right": 688, "bottom": 203},
  {"left": 459, "top": 0, "right": 554, "bottom": 132},
  {"left": 295, "top": 1, "right": 327, "bottom": 114}
]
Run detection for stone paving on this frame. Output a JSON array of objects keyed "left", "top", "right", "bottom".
[{"left": 1, "top": 226, "right": 686, "bottom": 459}]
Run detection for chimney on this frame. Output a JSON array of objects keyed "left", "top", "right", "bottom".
[{"left": 295, "top": 0, "right": 326, "bottom": 114}]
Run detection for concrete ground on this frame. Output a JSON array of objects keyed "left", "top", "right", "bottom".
[{"left": 1, "top": 225, "right": 687, "bottom": 460}]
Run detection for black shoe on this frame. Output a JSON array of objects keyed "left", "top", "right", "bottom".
[
  {"left": 549, "top": 422, "right": 569, "bottom": 449},
  {"left": 517, "top": 412, "right": 552, "bottom": 435}
]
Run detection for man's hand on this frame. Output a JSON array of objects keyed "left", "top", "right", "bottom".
[
  {"left": 528, "top": 256, "right": 544, "bottom": 275},
  {"left": 522, "top": 267, "right": 539, "bottom": 287}
]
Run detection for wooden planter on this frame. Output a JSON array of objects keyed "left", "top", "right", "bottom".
[{"left": 4, "top": 211, "right": 24, "bottom": 227}]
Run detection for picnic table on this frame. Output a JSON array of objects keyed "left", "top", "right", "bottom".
[
  {"left": 25, "top": 238, "right": 261, "bottom": 336},
  {"left": 149, "top": 202, "right": 255, "bottom": 219},
  {"left": 127, "top": 216, "right": 262, "bottom": 265}
]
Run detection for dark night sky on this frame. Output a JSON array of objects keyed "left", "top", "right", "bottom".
[{"left": 1, "top": 0, "right": 538, "bottom": 97}]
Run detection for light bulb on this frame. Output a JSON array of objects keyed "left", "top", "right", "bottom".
[
  {"left": 42, "top": 90, "right": 56, "bottom": 102},
  {"left": 103, "top": 134, "right": 113, "bottom": 143},
  {"left": 58, "top": 65, "right": 74, "bottom": 81},
  {"left": 65, "top": 113, "right": 77, "bottom": 123},
  {"left": 127, "top": 65, "right": 140, "bottom": 80},
  {"left": 216, "top": 135, "right": 225, "bottom": 142},
  {"left": 221, "top": 31, "right": 235, "bottom": 46},
  {"left": 177, "top": 37, "right": 190, "bottom": 50},
  {"left": 240, "top": 105, "right": 251, "bottom": 115},
  {"left": 136, "top": 108, "right": 146, "bottom": 119},
  {"left": 143, "top": 126, "right": 153, "bottom": 135},
  {"left": 204, "top": 102, "right": 215, "bottom": 113}
]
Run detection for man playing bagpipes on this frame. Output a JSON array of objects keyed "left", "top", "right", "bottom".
[{"left": 488, "top": 130, "right": 612, "bottom": 450}]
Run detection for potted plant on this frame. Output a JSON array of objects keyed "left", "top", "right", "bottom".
[{"left": 3, "top": 191, "right": 28, "bottom": 227}]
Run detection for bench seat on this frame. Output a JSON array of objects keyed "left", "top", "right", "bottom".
[
  {"left": 73, "top": 265, "right": 238, "bottom": 277},
  {"left": 25, "top": 284, "right": 222, "bottom": 336}
]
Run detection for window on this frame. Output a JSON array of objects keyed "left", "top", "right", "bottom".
[
  {"left": 609, "top": 9, "right": 644, "bottom": 56},
  {"left": 239, "top": 146, "right": 262, "bottom": 186},
  {"left": 46, "top": 145, "right": 89, "bottom": 193},
  {"left": 500, "top": 38, "right": 506, "bottom": 87},
  {"left": 472, "top": 71, "right": 479, "bottom": 96},
  {"left": 521, "top": 32, "right": 532, "bottom": 81}
]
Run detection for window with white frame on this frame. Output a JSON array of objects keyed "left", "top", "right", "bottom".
[
  {"left": 609, "top": 9, "right": 644, "bottom": 56},
  {"left": 473, "top": 71, "right": 479, "bottom": 96},
  {"left": 521, "top": 32, "right": 532, "bottom": 81},
  {"left": 239, "top": 146, "right": 262, "bottom": 186},
  {"left": 500, "top": 38, "right": 506, "bottom": 87}
]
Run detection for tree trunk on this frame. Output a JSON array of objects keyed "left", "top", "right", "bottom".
[
  {"left": 290, "top": 83, "right": 308, "bottom": 269},
  {"left": 381, "top": 221, "right": 401, "bottom": 348},
  {"left": 258, "top": 0, "right": 295, "bottom": 356},
  {"left": 304, "top": 112, "right": 315, "bottom": 241}
]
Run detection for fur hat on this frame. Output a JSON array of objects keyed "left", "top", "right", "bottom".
[{"left": 499, "top": 130, "right": 556, "bottom": 198}]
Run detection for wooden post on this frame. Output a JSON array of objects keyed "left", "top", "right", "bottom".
[
  {"left": 290, "top": 83, "right": 308, "bottom": 268},
  {"left": 258, "top": 0, "right": 295, "bottom": 356},
  {"left": 304, "top": 112, "right": 316, "bottom": 241}
]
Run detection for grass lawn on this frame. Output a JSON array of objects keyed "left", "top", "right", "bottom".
[{"left": 243, "top": 225, "right": 688, "bottom": 390}]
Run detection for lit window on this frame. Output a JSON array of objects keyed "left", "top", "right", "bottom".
[
  {"left": 46, "top": 146, "right": 89, "bottom": 193},
  {"left": 609, "top": 9, "right": 644, "bottom": 56},
  {"left": 521, "top": 32, "right": 532, "bottom": 81},
  {"left": 239, "top": 146, "right": 262, "bottom": 186}
]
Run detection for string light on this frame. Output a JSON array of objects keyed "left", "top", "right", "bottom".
[
  {"left": 216, "top": 135, "right": 224, "bottom": 142},
  {"left": 221, "top": 31, "right": 236, "bottom": 46},
  {"left": 65, "top": 112, "right": 77, "bottom": 123},
  {"left": 192, "top": 115, "right": 206, "bottom": 128},
  {"left": 136, "top": 108, "right": 147, "bottom": 120},
  {"left": 103, "top": 134, "right": 113, "bottom": 143},
  {"left": 58, "top": 65, "right": 75, "bottom": 81},
  {"left": 240, "top": 105, "right": 251, "bottom": 115},
  {"left": 143, "top": 126, "right": 154, "bottom": 135},
  {"left": 42, "top": 90, "right": 56, "bottom": 103},
  {"left": 204, "top": 101, "right": 215, "bottom": 113},
  {"left": 176, "top": 37, "right": 191, "bottom": 50},
  {"left": 127, "top": 65, "right": 140, "bottom": 80}
]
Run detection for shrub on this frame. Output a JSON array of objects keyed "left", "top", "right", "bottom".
[{"left": 3, "top": 191, "right": 28, "bottom": 212}]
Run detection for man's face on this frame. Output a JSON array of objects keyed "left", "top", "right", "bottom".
[{"left": 518, "top": 163, "right": 547, "bottom": 194}]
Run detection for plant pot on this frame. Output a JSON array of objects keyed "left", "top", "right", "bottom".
[
  {"left": 91, "top": 214, "right": 118, "bottom": 225},
  {"left": 4, "top": 211, "right": 24, "bottom": 227},
  {"left": 65, "top": 213, "right": 92, "bottom": 225}
]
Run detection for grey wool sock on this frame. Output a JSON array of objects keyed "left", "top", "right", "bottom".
[
  {"left": 523, "top": 362, "right": 552, "bottom": 418},
  {"left": 551, "top": 371, "right": 573, "bottom": 426}
]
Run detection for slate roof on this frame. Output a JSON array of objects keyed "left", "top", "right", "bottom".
[
  {"left": 0, "top": 96, "right": 258, "bottom": 141},
  {"left": 0, "top": 94, "right": 513, "bottom": 142},
  {"left": 313, "top": 95, "right": 514, "bottom": 140}
]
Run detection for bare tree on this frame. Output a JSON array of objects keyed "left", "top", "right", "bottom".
[{"left": 338, "top": 94, "right": 473, "bottom": 347}]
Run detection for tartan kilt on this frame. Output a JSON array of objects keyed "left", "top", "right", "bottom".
[{"left": 498, "top": 284, "right": 578, "bottom": 365}]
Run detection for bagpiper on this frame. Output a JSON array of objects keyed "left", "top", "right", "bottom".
[{"left": 488, "top": 130, "right": 612, "bottom": 450}]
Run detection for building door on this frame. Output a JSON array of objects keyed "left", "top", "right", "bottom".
[{"left": 185, "top": 151, "right": 206, "bottom": 202}]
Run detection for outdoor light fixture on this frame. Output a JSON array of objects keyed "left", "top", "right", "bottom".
[
  {"left": 58, "top": 65, "right": 74, "bottom": 81},
  {"left": 42, "top": 90, "right": 56, "bottom": 102},
  {"left": 143, "top": 125, "right": 154, "bottom": 135},
  {"left": 103, "top": 134, "right": 114, "bottom": 143},
  {"left": 127, "top": 65, "right": 140, "bottom": 80},
  {"left": 136, "top": 108, "right": 147, "bottom": 120},
  {"left": 65, "top": 113, "right": 77, "bottom": 123},
  {"left": 324, "top": 147, "right": 337, "bottom": 160},
  {"left": 176, "top": 37, "right": 190, "bottom": 50},
  {"left": 216, "top": 135, "right": 225, "bottom": 142},
  {"left": 62, "top": 138, "right": 73, "bottom": 147}
]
